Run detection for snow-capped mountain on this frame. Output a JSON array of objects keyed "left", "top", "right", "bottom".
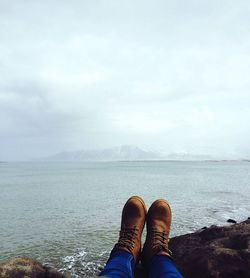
[{"left": 44, "top": 145, "right": 161, "bottom": 161}]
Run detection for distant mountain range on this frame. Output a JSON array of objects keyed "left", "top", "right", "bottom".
[
  {"left": 43, "top": 145, "right": 160, "bottom": 161},
  {"left": 42, "top": 145, "right": 215, "bottom": 161}
]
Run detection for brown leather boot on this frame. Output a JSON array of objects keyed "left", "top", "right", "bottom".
[
  {"left": 112, "top": 196, "right": 147, "bottom": 263},
  {"left": 142, "top": 199, "right": 172, "bottom": 266}
]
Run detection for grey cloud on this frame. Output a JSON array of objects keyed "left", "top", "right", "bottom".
[{"left": 1, "top": 0, "right": 250, "bottom": 160}]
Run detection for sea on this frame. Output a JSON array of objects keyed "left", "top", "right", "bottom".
[{"left": 0, "top": 161, "right": 250, "bottom": 277}]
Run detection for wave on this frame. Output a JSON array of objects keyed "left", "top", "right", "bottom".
[{"left": 59, "top": 248, "right": 109, "bottom": 277}]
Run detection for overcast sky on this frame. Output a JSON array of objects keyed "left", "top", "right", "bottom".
[{"left": 0, "top": 0, "right": 250, "bottom": 160}]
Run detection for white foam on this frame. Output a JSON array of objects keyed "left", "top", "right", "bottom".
[{"left": 60, "top": 248, "right": 107, "bottom": 277}]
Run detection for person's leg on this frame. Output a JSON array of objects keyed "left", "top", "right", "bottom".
[
  {"left": 99, "top": 250, "right": 134, "bottom": 278},
  {"left": 142, "top": 199, "right": 185, "bottom": 278},
  {"left": 98, "top": 196, "right": 147, "bottom": 278},
  {"left": 149, "top": 255, "right": 184, "bottom": 278}
]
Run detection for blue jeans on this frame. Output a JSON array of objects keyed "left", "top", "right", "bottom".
[{"left": 99, "top": 250, "right": 184, "bottom": 278}]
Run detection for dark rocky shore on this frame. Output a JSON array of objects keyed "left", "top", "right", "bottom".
[
  {"left": 1, "top": 219, "right": 249, "bottom": 278},
  {"left": 169, "top": 218, "right": 250, "bottom": 278}
]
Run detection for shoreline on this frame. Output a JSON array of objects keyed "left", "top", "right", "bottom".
[{"left": 1, "top": 218, "right": 249, "bottom": 278}]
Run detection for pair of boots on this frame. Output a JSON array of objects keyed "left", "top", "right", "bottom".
[{"left": 111, "top": 196, "right": 172, "bottom": 268}]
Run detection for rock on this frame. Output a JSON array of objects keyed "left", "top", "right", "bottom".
[
  {"left": 169, "top": 219, "right": 250, "bottom": 278},
  {"left": 227, "top": 218, "right": 237, "bottom": 224},
  {"left": 0, "top": 257, "right": 70, "bottom": 278}
]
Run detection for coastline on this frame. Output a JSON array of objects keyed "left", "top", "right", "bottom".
[{"left": 1, "top": 219, "right": 249, "bottom": 278}]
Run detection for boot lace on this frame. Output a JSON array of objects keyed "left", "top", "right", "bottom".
[
  {"left": 151, "top": 228, "right": 172, "bottom": 256},
  {"left": 115, "top": 226, "right": 139, "bottom": 253}
]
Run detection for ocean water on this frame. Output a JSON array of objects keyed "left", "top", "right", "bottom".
[{"left": 0, "top": 161, "right": 250, "bottom": 277}]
